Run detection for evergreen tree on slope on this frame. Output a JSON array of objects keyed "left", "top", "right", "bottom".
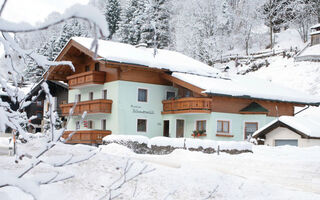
[{"left": 104, "top": 0, "right": 121, "bottom": 39}]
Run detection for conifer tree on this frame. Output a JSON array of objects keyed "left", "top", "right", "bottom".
[{"left": 104, "top": 0, "right": 121, "bottom": 39}]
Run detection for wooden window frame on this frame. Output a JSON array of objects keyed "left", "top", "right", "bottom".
[
  {"left": 137, "top": 119, "right": 147, "bottom": 133},
  {"left": 101, "top": 119, "right": 107, "bottom": 130},
  {"left": 244, "top": 122, "right": 258, "bottom": 140},
  {"left": 137, "top": 88, "right": 148, "bottom": 102},
  {"left": 217, "top": 120, "right": 230, "bottom": 134},
  {"left": 85, "top": 65, "right": 90, "bottom": 72},
  {"left": 88, "top": 120, "right": 93, "bottom": 129},
  {"left": 75, "top": 94, "right": 81, "bottom": 102},
  {"left": 76, "top": 121, "right": 80, "bottom": 129},
  {"left": 166, "top": 90, "right": 176, "bottom": 100},
  {"left": 95, "top": 63, "right": 100, "bottom": 71},
  {"left": 196, "top": 120, "right": 206, "bottom": 131},
  {"left": 102, "top": 89, "right": 107, "bottom": 99},
  {"left": 89, "top": 92, "right": 94, "bottom": 101}
]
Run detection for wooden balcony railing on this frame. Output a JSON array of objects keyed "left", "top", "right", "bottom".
[
  {"left": 63, "top": 130, "right": 111, "bottom": 144},
  {"left": 162, "top": 97, "right": 212, "bottom": 114},
  {"left": 60, "top": 99, "right": 113, "bottom": 116},
  {"left": 67, "top": 71, "right": 106, "bottom": 88}
]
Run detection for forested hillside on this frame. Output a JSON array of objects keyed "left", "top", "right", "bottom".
[{"left": 14, "top": 0, "right": 320, "bottom": 82}]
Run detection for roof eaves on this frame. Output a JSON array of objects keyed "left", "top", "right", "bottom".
[{"left": 206, "top": 92, "right": 320, "bottom": 106}]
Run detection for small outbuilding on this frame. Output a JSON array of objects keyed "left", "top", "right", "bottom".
[{"left": 253, "top": 115, "right": 320, "bottom": 147}]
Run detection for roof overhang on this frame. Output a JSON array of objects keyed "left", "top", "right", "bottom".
[{"left": 253, "top": 120, "right": 320, "bottom": 139}]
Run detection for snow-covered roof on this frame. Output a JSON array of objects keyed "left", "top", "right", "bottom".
[
  {"left": 311, "top": 23, "right": 320, "bottom": 29},
  {"left": 72, "top": 37, "right": 221, "bottom": 77},
  {"left": 310, "top": 30, "right": 320, "bottom": 35},
  {"left": 253, "top": 115, "right": 320, "bottom": 138},
  {"left": 298, "top": 44, "right": 320, "bottom": 58},
  {"left": 172, "top": 72, "right": 320, "bottom": 105}
]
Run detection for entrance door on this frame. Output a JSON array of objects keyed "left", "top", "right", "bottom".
[
  {"left": 176, "top": 119, "right": 184, "bottom": 138},
  {"left": 163, "top": 120, "right": 169, "bottom": 137}
]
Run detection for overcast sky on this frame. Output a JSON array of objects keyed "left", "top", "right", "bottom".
[{"left": 1, "top": 0, "right": 90, "bottom": 25}]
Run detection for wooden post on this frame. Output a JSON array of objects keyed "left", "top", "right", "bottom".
[{"left": 217, "top": 145, "right": 220, "bottom": 155}]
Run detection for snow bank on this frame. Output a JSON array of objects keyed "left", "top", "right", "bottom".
[
  {"left": 103, "top": 134, "right": 149, "bottom": 144},
  {"left": 100, "top": 143, "right": 134, "bottom": 156},
  {"left": 103, "top": 135, "right": 252, "bottom": 152},
  {"left": 0, "top": 137, "right": 13, "bottom": 148}
]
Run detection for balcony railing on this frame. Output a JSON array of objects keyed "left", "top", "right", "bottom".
[
  {"left": 63, "top": 130, "right": 111, "bottom": 144},
  {"left": 162, "top": 97, "right": 212, "bottom": 114},
  {"left": 67, "top": 71, "right": 106, "bottom": 88},
  {"left": 60, "top": 99, "right": 113, "bottom": 116}
]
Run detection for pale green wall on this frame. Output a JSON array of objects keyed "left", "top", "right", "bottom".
[
  {"left": 65, "top": 80, "right": 275, "bottom": 141},
  {"left": 66, "top": 80, "right": 177, "bottom": 138},
  {"left": 162, "top": 112, "right": 275, "bottom": 141},
  {"left": 116, "top": 81, "right": 176, "bottom": 138},
  {"left": 67, "top": 81, "right": 120, "bottom": 134}
]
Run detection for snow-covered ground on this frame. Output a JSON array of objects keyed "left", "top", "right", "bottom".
[{"left": 1, "top": 142, "right": 320, "bottom": 200}]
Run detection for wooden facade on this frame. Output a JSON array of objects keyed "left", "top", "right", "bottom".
[
  {"left": 67, "top": 71, "right": 106, "bottom": 88},
  {"left": 60, "top": 99, "right": 113, "bottom": 116},
  {"left": 162, "top": 97, "right": 212, "bottom": 114},
  {"left": 63, "top": 130, "right": 111, "bottom": 144}
]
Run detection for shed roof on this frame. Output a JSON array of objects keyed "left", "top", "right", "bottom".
[{"left": 253, "top": 115, "right": 320, "bottom": 139}]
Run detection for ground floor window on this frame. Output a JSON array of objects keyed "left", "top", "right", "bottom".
[
  {"left": 137, "top": 119, "right": 147, "bottom": 132},
  {"left": 35, "top": 128, "right": 41, "bottom": 133},
  {"left": 196, "top": 120, "right": 206, "bottom": 131},
  {"left": 244, "top": 122, "right": 258, "bottom": 140},
  {"left": 217, "top": 120, "right": 230, "bottom": 133}
]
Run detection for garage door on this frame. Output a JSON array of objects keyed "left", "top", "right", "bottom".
[{"left": 275, "top": 140, "right": 298, "bottom": 147}]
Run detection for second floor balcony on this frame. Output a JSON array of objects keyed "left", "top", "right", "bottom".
[
  {"left": 67, "top": 71, "right": 106, "bottom": 88},
  {"left": 162, "top": 97, "right": 212, "bottom": 114},
  {"left": 60, "top": 99, "right": 113, "bottom": 116}
]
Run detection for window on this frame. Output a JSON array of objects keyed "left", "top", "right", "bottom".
[
  {"left": 36, "top": 112, "right": 43, "bottom": 119},
  {"left": 245, "top": 122, "right": 258, "bottom": 140},
  {"left": 166, "top": 91, "right": 175, "bottom": 100},
  {"left": 101, "top": 119, "right": 106, "bottom": 130},
  {"left": 36, "top": 100, "right": 42, "bottom": 107},
  {"left": 85, "top": 65, "right": 90, "bottom": 72},
  {"left": 95, "top": 63, "right": 100, "bottom": 71},
  {"left": 89, "top": 92, "right": 94, "bottom": 101},
  {"left": 88, "top": 120, "right": 93, "bottom": 129},
  {"left": 76, "top": 121, "right": 80, "bottom": 129},
  {"left": 138, "top": 88, "right": 147, "bottom": 102},
  {"left": 217, "top": 120, "right": 229, "bottom": 133},
  {"left": 137, "top": 119, "right": 147, "bottom": 132},
  {"left": 196, "top": 120, "right": 206, "bottom": 131},
  {"left": 102, "top": 90, "right": 107, "bottom": 99},
  {"left": 75, "top": 94, "right": 81, "bottom": 102}
]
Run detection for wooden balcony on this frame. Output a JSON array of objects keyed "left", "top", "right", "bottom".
[
  {"left": 63, "top": 130, "right": 112, "bottom": 144},
  {"left": 60, "top": 99, "right": 113, "bottom": 116},
  {"left": 67, "top": 71, "right": 106, "bottom": 88},
  {"left": 162, "top": 97, "right": 212, "bottom": 114}
]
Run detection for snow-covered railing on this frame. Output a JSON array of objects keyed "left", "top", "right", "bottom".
[
  {"left": 103, "top": 135, "right": 252, "bottom": 154},
  {"left": 213, "top": 48, "right": 293, "bottom": 64}
]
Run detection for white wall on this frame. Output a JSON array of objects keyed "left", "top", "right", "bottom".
[{"left": 265, "top": 127, "right": 320, "bottom": 147}]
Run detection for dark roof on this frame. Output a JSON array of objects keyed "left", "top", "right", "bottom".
[
  {"left": 25, "top": 80, "right": 68, "bottom": 99},
  {"left": 239, "top": 102, "right": 269, "bottom": 113}
]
